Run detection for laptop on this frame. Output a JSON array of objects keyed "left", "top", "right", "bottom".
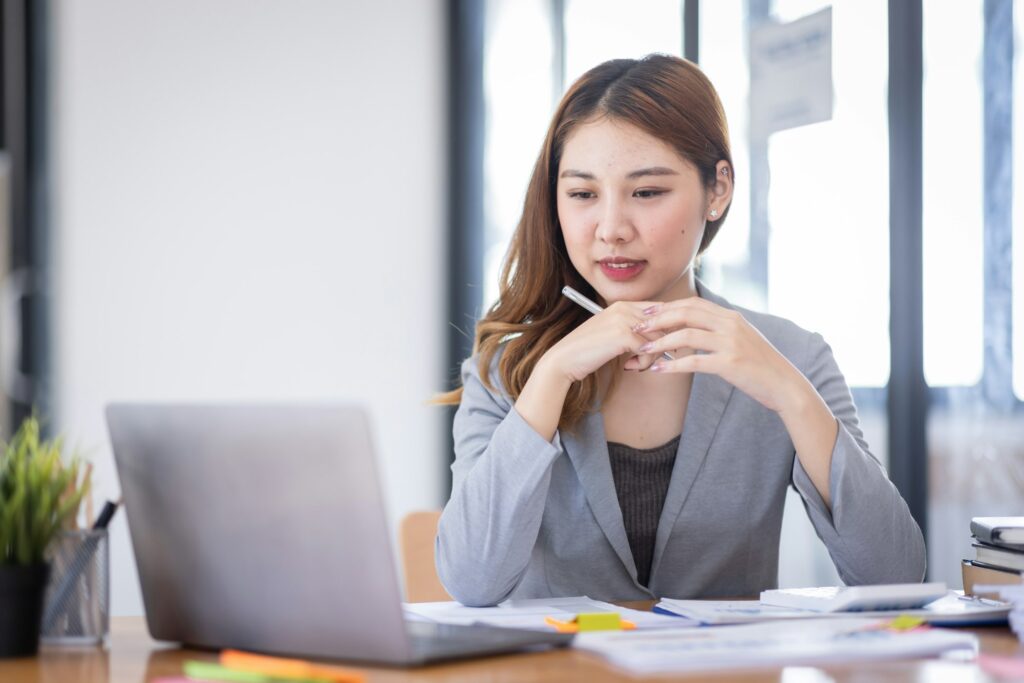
[{"left": 106, "top": 403, "right": 573, "bottom": 665}]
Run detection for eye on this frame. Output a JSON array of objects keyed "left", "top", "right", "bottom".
[
  {"left": 567, "top": 190, "right": 595, "bottom": 200},
  {"left": 634, "top": 189, "right": 667, "bottom": 199}
]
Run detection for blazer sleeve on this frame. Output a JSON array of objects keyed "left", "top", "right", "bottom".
[
  {"left": 790, "top": 332, "right": 927, "bottom": 584},
  {"left": 435, "top": 354, "right": 565, "bottom": 606}
]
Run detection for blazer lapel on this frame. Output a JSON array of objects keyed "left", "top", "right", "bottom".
[
  {"left": 561, "top": 411, "right": 638, "bottom": 582},
  {"left": 649, "top": 279, "right": 736, "bottom": 579}
]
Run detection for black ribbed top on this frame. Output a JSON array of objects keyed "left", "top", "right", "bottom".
[{"left": 607, "top": 435, "right": 680, "bottom": 587}]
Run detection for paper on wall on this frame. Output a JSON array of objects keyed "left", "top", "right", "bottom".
[{"left": 750, "top": 6, "right": 833, "bottom": 137}]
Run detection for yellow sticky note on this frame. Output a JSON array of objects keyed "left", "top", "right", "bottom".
[
  {"left": 544, "top": 612, "right": 636, "bottom": 633},
  {"left": 576, "top": 613, "right": 628, "bottom": 631},
  {"left": 886, "top": 615, "right": 926, "bottom": 631}
]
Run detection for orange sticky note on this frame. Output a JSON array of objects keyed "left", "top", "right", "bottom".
[{"left": 220, "top": 649, "right": 365, "bottom": 683}]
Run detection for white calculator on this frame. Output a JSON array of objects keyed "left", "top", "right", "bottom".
[{"left": 759, "top": 582, "right": 948, "bottom": 612}]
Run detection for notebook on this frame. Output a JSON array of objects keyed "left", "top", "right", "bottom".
[
  {"left": 759, "top": 583, "right": 948, "bottom": 612},
  {"left": 971, "top": 517, "right": 1024, "bottom": 549}
]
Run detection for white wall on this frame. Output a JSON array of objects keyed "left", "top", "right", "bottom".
[{"left": 49, "top": 0, "right": 447, "bottom": 616}]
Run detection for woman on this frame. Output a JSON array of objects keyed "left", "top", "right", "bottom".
[{"left": 435, "top": 54, "right": 925, "bottom": 607}]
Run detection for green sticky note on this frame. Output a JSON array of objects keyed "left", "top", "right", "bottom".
[
  {"left": 183, "top": 660, "right": 330, "bottom": 683},
  {"left": 575, "top": 612, "right": 623, "bottom": 632},
  {"left": 185, "top": 661, "right": 271, "bottom": 683}
]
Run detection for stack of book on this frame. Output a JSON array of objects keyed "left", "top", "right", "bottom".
[{"left": 963, "top": 516, "right": 1024, "bottom": 596}]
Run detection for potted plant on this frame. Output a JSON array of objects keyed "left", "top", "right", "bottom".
[{"left": 0, "top": 416, "right": 88, "bottom": 657}]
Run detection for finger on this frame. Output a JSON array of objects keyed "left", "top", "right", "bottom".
[
  {"left": 623, "top": 353, "right": 658, "bottom": 371},
  {"left": 603, "top": 303, "right": 662, "bottom": 341},
  {"left": 629, "top": 319, "right": 651, "bottom": 336},
  {"left": 649, "top": 352, "right": 715, "bottom": 374},
  {"left": 643, "top": 296, "right": 731, "bottom": 319},
  {"left": 620, "top": 326, "right": 664, "bottom": 362},
  {"left": 626, "top": 338, "right": 660, "bottom": 364},
  {"left": 607, "top": 300, "right": 660, "bottom": 321},
  {"left": 635, "top": 352, "right": 658, "bottom": 371},
  {"left": 603, "top": 305, "right": 673, "bottom": 352},
  {"left": 640, "top": 305, "right": 722, "bottom": 335},
  {"left": 582, "top": 307, "right": 651, "bottom": 349},
  {"left": 666, "top": 296, "right": 733, "bottom": 318},
  {"left": 639, "top": 328, "right": 717, "bottom": 357},
  {"left": 610, "top": 312, "right": 669, "bottom": 345}
]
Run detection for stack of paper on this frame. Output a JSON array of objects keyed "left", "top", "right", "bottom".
[
  {"left": 976, "top": 584, "right": 1024, "bottom": 642},
  {"left": 656, "top": 591, "right": 1009, "bottom": 626},
  {"left": 404, "top": 596, "right": 693, "bottom": 631},
  {"left": 574, "top": 617, "right": 978, "bottom": 675}
]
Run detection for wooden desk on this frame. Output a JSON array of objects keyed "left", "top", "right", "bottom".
[{"left": 2, "top": 615, "right": 1021, "bottom": 682}]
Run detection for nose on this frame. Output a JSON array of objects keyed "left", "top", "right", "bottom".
[{"left": 594, "top": 196, "right": 633, "bottom": 244}]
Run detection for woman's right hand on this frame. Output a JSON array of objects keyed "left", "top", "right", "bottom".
[
  {"left": 540, "top": 301, "right": 659, "bottom": 382},
  {"left": 515, "top": 301, "right": 659, "bottom": 442}
]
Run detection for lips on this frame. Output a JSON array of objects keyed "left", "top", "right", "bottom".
[{"left": 598, "top": 257, "right": 647, "bottom": 282}]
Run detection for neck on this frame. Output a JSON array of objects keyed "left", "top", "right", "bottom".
[{"left": 654, "top": 268, "right": 698, "bottom": 302}]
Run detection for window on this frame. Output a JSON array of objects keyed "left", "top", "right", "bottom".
[
  {"left": 1014, "top": 4, "right": 1024, "bottom": 400},
  {"left": 922, "top": 2, "right": 985, "bottom": 388},
  {"left": 765, "top": 0, "right": 890, "bottom": 389},
  {"left": 698, "top": 0, "right": 754, "bottom": 308},
  {"left": 563, "top": 0, "right": 681, "bottom": 86},
  {"left": 923, "top": 0, "right": 1023, "bottom": 591},
  {"left": 482, "top": 0, "right": 556, "bottom": 308},
  {"left": 469, "top": 0, "right": 1024, "bottom": 592}
]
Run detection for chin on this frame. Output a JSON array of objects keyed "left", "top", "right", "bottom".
[
  {"left": 592, "top": 271, "right": 692, "bottom": 304},
  {"left": 592, "top": 280, "right": 659, "bottom": 304}
]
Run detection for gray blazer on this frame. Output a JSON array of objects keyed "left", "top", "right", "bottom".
[{"left": 436, "top": 282, "right": 926, "bottom": 606}]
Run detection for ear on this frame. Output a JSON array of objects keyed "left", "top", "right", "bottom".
[{"left": 705, "top": 160, "right": 733, "bottom": 222}]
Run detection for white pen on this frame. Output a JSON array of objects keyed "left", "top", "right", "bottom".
[{"left": 561, "top": 285, "right": 675, "bottom": 362}]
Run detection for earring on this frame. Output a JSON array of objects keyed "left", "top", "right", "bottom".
[
  {"left": 709, "top": 209, "right": 719, "bottom": 219},
  {"left": 721, "top": 168, "right": 729, "bottom": 176}
]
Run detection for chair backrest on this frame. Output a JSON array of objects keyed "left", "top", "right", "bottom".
[{"left": 399, "top": 510, "right": 453, "bottom": 603}]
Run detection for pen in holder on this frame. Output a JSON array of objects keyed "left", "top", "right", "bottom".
[{"left": 40, "top": 529, "right": 110, "bottom": 645}]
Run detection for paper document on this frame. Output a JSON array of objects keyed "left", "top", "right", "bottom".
[
  {"left": 749, "top": 6, "right": 833, "bottom": 136},
  {"left": 404, "top": 596, "right": 694, "bottom": 631},
  {"left": 657, "top": 591, "right": 1008, "bottom": 626},
  {"left": 656, "top": 598, "right": 817, "bottom": 624},
  {"left": 975, "top": 584, "right": 1024, "bottom": 642},
  {"left": 575, "top": 617, "right": 978, "bottom": 675}
]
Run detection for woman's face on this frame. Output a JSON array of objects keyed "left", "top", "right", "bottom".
[{"left": 556, "top": 117, "right": 726, "bottom": 304}]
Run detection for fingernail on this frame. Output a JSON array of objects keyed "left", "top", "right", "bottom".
[
  {"left": 638, "top": 342, "right": 655, "bottom": 353},
  {"left": 631, "top": 321, "right": 648, "bottom": 333},
  {"left": 643, "top": 305, "right": 660, "bottom": 316},
  {"left": 649, "top": 363, "right": 662, "bottom": 372}
]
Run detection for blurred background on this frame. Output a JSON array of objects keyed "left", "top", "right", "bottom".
[{"left": 0, "top": 0, "right": 1020, "bottom": 616}]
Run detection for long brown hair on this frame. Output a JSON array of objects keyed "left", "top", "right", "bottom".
[{"left": 438, "top": 54, "right": 733, "bottom": 430}]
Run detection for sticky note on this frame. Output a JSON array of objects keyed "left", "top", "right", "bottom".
[
  {"left": 220, "top": 649, "right": 365, "bottom": 683},
  {"left": 184, "top": 660, "right": 330, "bottom": 683},
  {"left": 545, "top": 612, "right": 636, "bottom": 633},
  {"left": 575, "top": 612, "right": 628, "bottom": 631},
  {"left": 885, "top": 615, "right": 927, "bottom": 632}
]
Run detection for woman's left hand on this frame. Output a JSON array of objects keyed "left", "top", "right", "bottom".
[{"left": 624, "top": 297, "right": 806, "bottom": 414}]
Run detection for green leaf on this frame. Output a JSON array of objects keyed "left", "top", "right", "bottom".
[{"left": 0, "top": 416, "right": 89, "bottom": 566}]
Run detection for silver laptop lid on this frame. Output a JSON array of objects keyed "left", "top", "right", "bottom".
[{"left": 106, "top": 403, "right": 412, "bottom": 661}]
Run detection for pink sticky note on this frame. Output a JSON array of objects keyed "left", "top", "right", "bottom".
[{"left": 978, "top": 653, "right": 1024, "bottom": 679}]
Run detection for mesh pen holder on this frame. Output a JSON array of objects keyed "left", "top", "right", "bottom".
[{"left": 39, "top": 529, "right": 110, "bottom": 645}]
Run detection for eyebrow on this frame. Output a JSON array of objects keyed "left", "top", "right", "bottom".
[{"left": 559, "top": 166, "right": 680, "bottom": 180}]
